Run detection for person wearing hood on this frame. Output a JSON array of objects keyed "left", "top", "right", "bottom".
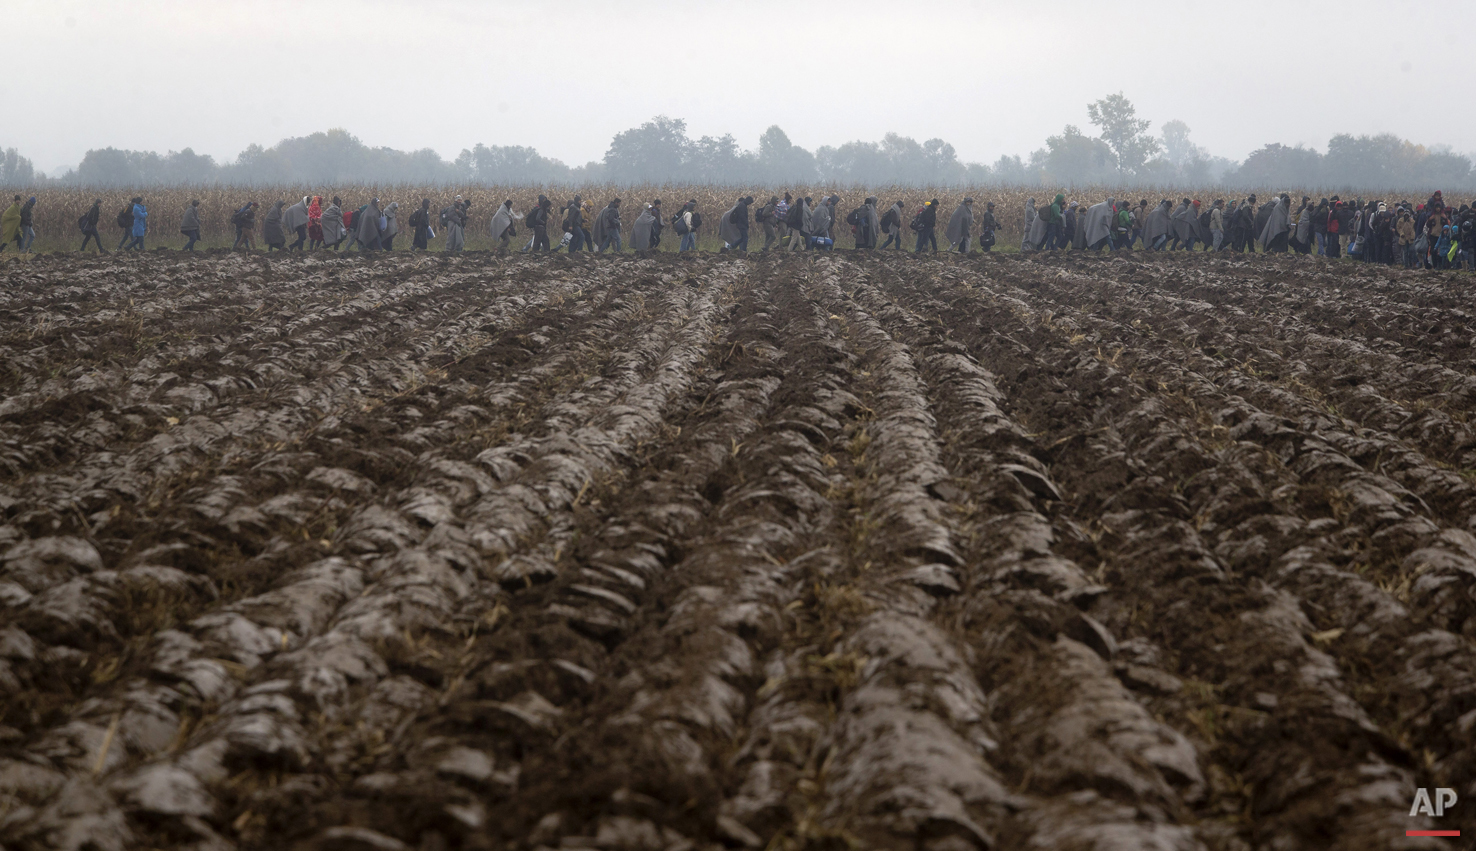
[
  {"left": 306, "top": 197, "right": 324, "bottom": 250},
  {"left": 230, "top": 201, "right": 258, "bottom": 250},
  {"left": 319, "top": 198, "right": 346, "bottom": 250},
  {"left": 281, "top": 196, "right": 310, "bottom": 250},
  {"left": 810, "top": 195, "right": 836, "bottom": 245},
  {"left": 1143, "top": 200, "right": 1173, "bottom": 250},
  {"left": 563, "top": 196, "right": 585, "bottom": 251},
  {"left": 674, "top": 200, "right": 699, "bottom": 253},
  {"left": 523, "top": 195, "right": 551, "bottom": 252},
  {"left": 489, "top": 200, "right": 520, "bottom": 250},
  {"left": 1062, "top": 200, "right": 1079, "bottom": 249},
  {"left": 632, "top": 204, "right": 659, "bottom": 253},
  {"left": 852, "top": 197, "right": 881, "bottom": 249},
  {"left": 978, "top": 202, "right": 1000, "bottom": 252},
  {"left": 718, "top": 196, "right": 753, "bottom": 252},
  {"left": 879, "top": 200, "right": 905, "bottom": 250},
  {"left": 1230, "top": 194, "right": 1257, "bottom": 252},
  {"left": 1021, "top": 198, "right": 1037, "bottom": 251},
  {"left": 1258, "top": 194, "right": 1291, "bottom": 253},
  {"left": 1309, "top": 198, "right": 1329, "bottom": 256},
  {"left": 594, "top": 198, "right": 623, "bottom": 253},
  {"left": 125, "top": 197, "right": 148, "bottom": 251},
  {"left": 1, "top": 196, "right": 21, "bottom": 252},
  {"left": 1081, "top": 197, "right": 1115, "bottom": 251},
  {"left": 379, "top": 202, "right": 400, "bottom": 250},
  {"left": 1168, "top": 199, "right": 1195, "bottom": 250},
  {"left": 79, "top": 199, "right": 107, "bottom": 254},
  {"left": 357, "top": 198, "right": 383, "bottom": 252},
  {"left": 263, "top": 201, "right": 288, "bottom": 252},
  {"left": 408, "top": 199, "right": 432, "bottom": 250},
  {"left": 946, "top": 197, "right": 974, "bottom": 253},
  {"left": 180, "top": 199, "right": 202, "bottom": 251},
  {"left": 914, "top": 199, "right": 938, "bottom": 252},
  {"left": 446, "top": 199, "right": 469, "bottom": 252},
  {"left": 1394, "top": 206, "right": 1416, "bottom": 267},
  {"left": 786, "top": 196, "right": 812, "bottom": 251},
  {"left": 1130, "top": 200, "right": 1149, "bottom": 249},
  {"left": 649, "top": 199, "right": 665, "bottom": 249}
]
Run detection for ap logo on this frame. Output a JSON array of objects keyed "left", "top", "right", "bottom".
[{"left": 1408, "top": 788, "right": 1461, "bottom": 839}]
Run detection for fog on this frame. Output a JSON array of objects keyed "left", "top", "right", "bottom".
[{"left": 8, "top": 0, "right": 1474, "bottom": 180}]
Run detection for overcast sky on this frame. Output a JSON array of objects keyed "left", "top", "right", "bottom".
[{"left": 11, "top": 0, "right": 1474, "bottom": 176}]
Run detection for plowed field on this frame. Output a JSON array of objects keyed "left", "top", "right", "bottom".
[{"left": 2, "top": 250, "right": 1474, "bottom": 851}]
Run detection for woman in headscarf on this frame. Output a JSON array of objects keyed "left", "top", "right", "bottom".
[
  {"left": 381, "top": 202, "right": 400, "bottom": 250},
  {"left": 307, "top": 197, "right": 324, "bottom": 249},
  {"left": 357, "top": 198, "right": 383, "bottom": 251},
  {"left": 263, "top": 201, "right": 287, "bottom": 251},
  {"left": 632, "top": 204, "right": 657, "bottom": 253},
  {"left": 1258, "top": 194, "right": 1291, "bottom": 253},
  {"left": 489, "top": 200, "right": 519, "bottom": 251},
  {"left": 946, "top": 197, "right": 974, "bottom": 253},
  {"left": 321, "top": 197, "right": 346, "bottom": 250},
  {"left": 283, "top": 196, "right": 310, "bottom": 251},
  {"left": 1, "top": 196, "right": 23, "bottom": 251}
]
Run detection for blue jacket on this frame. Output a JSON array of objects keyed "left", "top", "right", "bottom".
[{"left": 132, "top": 203, "right": 148, "bottom": 237}]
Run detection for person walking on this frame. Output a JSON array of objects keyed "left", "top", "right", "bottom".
[
  {"left": 633, "top": 203, "right": 658, "bottom": 252},
  {"left": 1395, "top": 206, "right": 1417, "bottom": 267},
  {"left": 1208, "top": 200, "right": 1225, "bottom": 251},
  {"left": 409, "top": 199, "right": 432, "bottom": 250},
  {"left": 978, "top": 201, "right": 1000, "bottom": 252},
  {"left": 78, "top": 199, "right": 107, "bottom": 254},
  {"left": 488, "top": 200, "right": 516, "bottom": 250},
  {"left": 263, "top": 201, "right": 287, "bottom": 252},
  {"left": 786, "top": 196, "right": 811, "bottom": 251},
  {"left": 307, "top": 196, "right": 324, "bottom": 249},
  {"left": 1062, "top": 200, "right": 1079, "bottom": 249},
  {"left": 125, "top": 197, "right": 148, "bottom": 251},
  {"left": 946, "top": 197, "right": 974, "bottom": 253},
  {"left": 913, "top": 199, "right": 938, "bottom": 253},
  {"left": 1080, "top": 197, "right": 1115, "bottom": 251},
  {"left": 321, "top": 198, "right": 345, "bottom": 250},
  {"left": 180, "top": 199, "right": 202, "bottom": 250},
  {"left": 15, "top": 197, "right": 37, "bottom": 252},
  {"left": 1040, "top": 193, "right": 1065, "bottom": 250},
  {"left": 594, "top": 198, "right": 623, "bottom": 253},
  {"left": 673, "top": 200, "right": 699, "bottom": 253},
  {"left": 231, "top": 201, "right": 258, "bottom": 250},
  {"left": 719, "top": 196, "right": 752, "bottom": 252},
  {"left": 878, "top": 200, "right": 904, "bottom": 250},
  {"left": 523, "top": 196, "right": 551, "bottom": 252},
  {"left": 446, "top": 199, "right": 469, "bottom": 252},
  {"left": 114, "top": 198, "right": 139, "bottom": 252},
  {"left": 378, "top": 201, "right": 399, "bottom": 250},
  {"left": 357, "top": 198, "right": 383, "bottom": 252},
  {"left": 564, "top": 196, "right": 585, "bottom": 252},
  {"left": 851, "top": 196, "right": 880, "bottom": 249},
  {"left": 1258, "top": 194, "right": 1291, "bottom": 253},
  {"left": 1, "top": 196, "right": 21, "bottom": 252},
  {"left": 758, "top": 196, "right": 780, "bottom": 251},
  {"left": 283, "top": 196, "right": 310, "bottom": 251},
  {"left": 775, "top": 193, "right": 792, "bottom": 248},
  {"left": 807, "top": 195, "right": 835, "bottom": 249}
]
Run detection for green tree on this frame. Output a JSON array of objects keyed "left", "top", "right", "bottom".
[{"left": 1087, "top": 93, "right": 1160, "bottom": 177}]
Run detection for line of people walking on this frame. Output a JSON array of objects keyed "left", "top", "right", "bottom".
[{"left": 1018, "top": 191, "right": 1476, "bottom": 269}]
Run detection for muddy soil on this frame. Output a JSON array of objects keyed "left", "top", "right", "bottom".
[{"left": 1, "top": 249, "right": 1473, "bottom": 851}]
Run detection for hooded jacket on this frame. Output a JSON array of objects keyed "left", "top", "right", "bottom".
[
  {"left": 490, "top": 203, "right": 517, "bottom": 238},
  {"left": 283, "top": 197, "right": 310, "bottom": 231},
  {"left": 263, "top": 201, "right": 287, "bottom": 244},
  {"left": 945, "top": 202, "right": 974, "bottom": 245},
  {"left": 633, "top": 205, "right": 658, "bottom": 250},
  {"left": 131, "top": 202, "right": 148, "bottom": 238}
]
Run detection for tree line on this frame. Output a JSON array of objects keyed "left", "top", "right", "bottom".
[{"left": 3, "top": 95, "right": 1472, "bottom": 191}]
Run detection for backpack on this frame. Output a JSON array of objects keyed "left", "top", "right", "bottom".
[
  {"left": 672, "top": 213, "right": 689, "bottom": 236},
  {"left": 440, "top": 206, "right": 453, "bottom": 227},
  {"left": 117, "top": 207, "right": 133, "bottom": 229},
  {"left": 785, "top": 204, "right": 804, "bottom": 229},
  {"left": 689, "top": 212, "right": 702, "bottom": 231},
  {"left": 1198, "top": 210, "right": 1212, "bottom": 231},
  {"left": 846, "top": 207, "right": 863, "bottom": 227},
  {"left": 909, "top": 212, "right": 923, "bottom": 232},
  {"left": 77, "top": 214, "right": 90, "bottom": 232}
]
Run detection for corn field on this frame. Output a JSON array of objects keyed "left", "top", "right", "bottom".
[{"left": 2, "top": 184, "right": 1466, "bottom": 252}]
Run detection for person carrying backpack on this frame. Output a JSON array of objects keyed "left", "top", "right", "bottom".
[
  {"left": 978, "top": 202, "right": 999, "bottom": 252},
  {"left": 672, "top": 200, "right": 699, "bottom": 252},
  {"left": 113, "top": 199, "right": 136, "bottom": 252},
  {"left": 564, "top": 196, "right": 585, "bottom": 252},
  {"left": 718, "top": 196, "right": 752, "bottom": 252},
  {"left": 785, "top": 196, "right": 810, "bottom": 251},
  {"left": 879, "top": 200, "right": 904, "bottom": 249},
  {"left": 945, "top": 197, "right": 974, "bottom": 253},
  {"left": 123, "top": 197, "right": 148, "bottom": 251},
  {"left": 594, "top": 198, "right": 622, "bottom": 253},
  {"left": 408, "top": 199, "right": 432, "bottom": 250},
  {"left": 321, "top": 198, "right": 346, "bottom": 250},
  {"left": 525, "top": 195, "right": 552, "bottom": 252},
  {"left": 180, "top": 199, "right": 202, "bottom": 251},
  {"left": 774, "top": 193, "right": 792, "bottom": 247},
  {"left": 231, "top": 201, "right": 258, "bottom": 250},
  {"left": 78, "top": 199, "right": 107, "bottom": 254}
]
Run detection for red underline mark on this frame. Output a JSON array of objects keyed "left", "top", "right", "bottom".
[{"left": 1406, "top": 831, "right": 1461, "bottom": 837}]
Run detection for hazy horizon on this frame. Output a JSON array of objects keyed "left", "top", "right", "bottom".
[{"left": 11, "top": 0, "right": 1475, "bottom": 176}]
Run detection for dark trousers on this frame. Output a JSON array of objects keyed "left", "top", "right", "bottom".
[
  {"left": 880, "top": 229, "right": 901, "bottom": 249},
  {"left": 182, "top": 229, "right": 200, "bottom": 250},
  {"left": 81, "top": 228, "right": 104, "bottom": 251},
  {"left": 116, "top": 231, "right": 132, "bottom": 251},
  {"left": 1044, "top": 221, "right": 1062, "bottom": 249},
  {"left": 532, "top": 226, "right": 550, "bottom": 252},
  {"left": 914, "top": 226, "right": 937, "bottom": 252},
  {"left": 290, "top": 225, "right": 307, "bottom": 250},
  {"left": 568, "top": 229, "right": 584, "bottom": 252}
]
